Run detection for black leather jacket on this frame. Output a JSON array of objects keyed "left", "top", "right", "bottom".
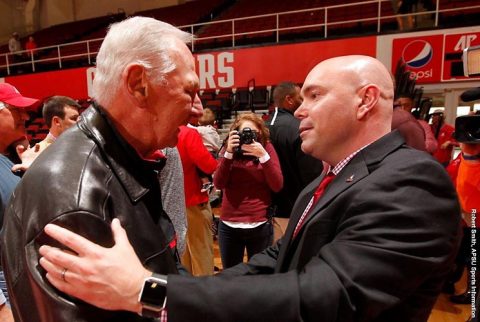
[{"left": 1, "top": 105, "right": 179, "bottom": 322}]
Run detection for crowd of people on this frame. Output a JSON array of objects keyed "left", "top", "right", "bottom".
[{"left": 0, "top": 15, "right": 477, "bottom": 322}]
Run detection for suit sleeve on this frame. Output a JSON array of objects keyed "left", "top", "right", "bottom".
[{"left": 166, "top": 153, "right": 460, "bottom": 322}]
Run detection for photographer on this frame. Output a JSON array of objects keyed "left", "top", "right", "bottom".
[
  {"left": 213, "top": 112, "right": 283, "bottom": 268},
  {"left": 446, "top": 112, "right": 480, "bottom": 321}
]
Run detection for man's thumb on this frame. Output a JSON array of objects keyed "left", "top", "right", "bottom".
[{"left": 111, "top": 218, "right": 129, "bottom": 247}]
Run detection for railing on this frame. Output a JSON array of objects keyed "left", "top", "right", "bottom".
[{"left": 1, "top": 0, "right": 479, "bottom": 76}]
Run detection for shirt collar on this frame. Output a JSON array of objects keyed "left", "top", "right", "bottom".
[{"left": 329, "top": 144, "right": 370, "bottom": 176}]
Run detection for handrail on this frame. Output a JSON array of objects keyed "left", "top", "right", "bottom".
[{"left": 1, "top": 0, "right": 479, "bottom": 76}]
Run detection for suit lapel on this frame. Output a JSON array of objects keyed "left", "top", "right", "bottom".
[
  {"left": 298, "top": 131, "right": 405, "bottom": 232},
  {"left": 276, "top": 131, "right": 406, "bottom": 272},
  {"left": 276, "top": 175, "right": 323, "bottom": 266},
  {"left": 302, "top": 155, "right": 369, "bottom": 227}
]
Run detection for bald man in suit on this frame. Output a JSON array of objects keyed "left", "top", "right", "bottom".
[{"left": 39, "top": 55, "right": 460, "bottom": 322}]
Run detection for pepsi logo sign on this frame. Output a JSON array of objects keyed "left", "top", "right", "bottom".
[{"left": 401, "top": 40, "right": 433, "bottom": 69}]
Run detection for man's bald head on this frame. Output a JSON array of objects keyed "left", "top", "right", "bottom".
[
  {"left": 310, "top": 55, "right": 394, "bottom": 108},
  {"left": 295, "top": 55, "right": 394, "bottom": 166}
]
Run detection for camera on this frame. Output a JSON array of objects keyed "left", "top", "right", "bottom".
[
  {"left": 238, "top": 127, "right": 257, "bottom": 145},
  {"left": 454, "top": 46, "right": 480, "bottom": 144},
  {"left": 234, "top": 127, "right": 257, "bottom": 157},
  {"left": 454, "top": 115, "right": 480, "bottom": 143}
]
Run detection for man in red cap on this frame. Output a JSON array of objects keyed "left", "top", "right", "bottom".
[{"left": 0, "top": 82, "right": 38, "bottom": 322}]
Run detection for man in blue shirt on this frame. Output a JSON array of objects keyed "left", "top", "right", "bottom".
[{"left": 0, "top": 82, "right": 38, "bottom": 321}]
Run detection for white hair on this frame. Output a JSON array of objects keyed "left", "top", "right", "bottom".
[{"left": 92, "top": 16, "right": 193, "bottom": 107}]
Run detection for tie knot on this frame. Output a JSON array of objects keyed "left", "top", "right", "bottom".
[{"left": 312, "top": 173, "right": 336, "bottom": 204}]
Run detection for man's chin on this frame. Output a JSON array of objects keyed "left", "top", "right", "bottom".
[{"left": 300, "top": 141, "right": 313, "bottom": 156}]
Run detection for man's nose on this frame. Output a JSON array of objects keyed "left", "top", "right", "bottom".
[
  {"left": 294, "top": 102, "right": 306, "bottom": 119},
  {"left": 192, "top": 94, "right": 204, "bottom": 117}
]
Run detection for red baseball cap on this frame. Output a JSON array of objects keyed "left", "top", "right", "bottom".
[{"left": 0, "top": 83, "right": 38, "bottom": 108}]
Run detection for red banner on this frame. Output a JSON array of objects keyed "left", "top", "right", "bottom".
[
  {"left": 195, "top": 36, "right": 377, "bottom": 89},
  {"left": 2, "top": 36, "right": 377, "bottom": 100},
  {"left": 4, "top": 67, "right": 92, "bottom": 101}
]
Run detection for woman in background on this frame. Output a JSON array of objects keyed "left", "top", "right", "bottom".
[{"left": 214, "top": 112, "right": 283, "bottom": 268}]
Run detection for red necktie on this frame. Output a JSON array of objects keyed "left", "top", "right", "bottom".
[{"left": 293, "top": 173, "right": 336, "bottom": 238}]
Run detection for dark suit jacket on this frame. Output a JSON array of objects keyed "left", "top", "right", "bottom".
[{"left": 167, "top": 131, "right": 461, "bottom": 322}]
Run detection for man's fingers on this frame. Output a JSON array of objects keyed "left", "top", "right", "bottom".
[
  {"left": 11, "top": 164, "right": 26, "bottom": 172},
  {"left": 111, "top": 218, "right": 130, "bottom": 248},
  {"left": 44, "top": 224, "right": 97, "bottom": 256},
  {"left": 39, "top": 245, "right": 83, "bottom": 273},
  {"left": 39, "top": 256, "right": 66, "bottom": 280},
  {"left": 44, "top": 271, "right": 84, "bottom": 300}
]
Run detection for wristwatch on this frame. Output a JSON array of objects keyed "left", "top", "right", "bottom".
[{"left": 138, "top": 274, "right": 168, "bottom": 318}]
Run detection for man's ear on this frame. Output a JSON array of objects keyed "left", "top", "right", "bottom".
[
  {"left": 124, "top": 64, "right": 148, "bottom": 107},
  {"left": 52, "top": 115, "right": 61, "bottom": 128},
  {"left": 357, "top": 85, "right": 380, "bottom": 120},
  {"left": 285, "top": 95, "right": 293, "bottom": 107}
]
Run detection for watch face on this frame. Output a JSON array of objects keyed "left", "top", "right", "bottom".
[{"left": 142, "top": 279, "right": 167, "bottom": 307}]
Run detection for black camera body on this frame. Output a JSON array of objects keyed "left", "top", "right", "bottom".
[
  {"left": 454, "top": 115, "right": 480, "bottom": 143},
  {"left": 238, "top": 127, "right": 257, "bottom": 145},
  {"left": 234, "top": 127, "right": 257, "bottom": 157}
]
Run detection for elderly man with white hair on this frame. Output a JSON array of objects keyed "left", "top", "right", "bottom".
[{"left": 1, "top": 17, "right": 201, "bottom": 322}]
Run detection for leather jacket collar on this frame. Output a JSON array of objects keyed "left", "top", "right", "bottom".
[{"left": 78, "top": 103, "right": 166, "bottom": 203}]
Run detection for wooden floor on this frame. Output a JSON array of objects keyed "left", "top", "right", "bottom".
[{"left": 428, "top": 272, "right": 471, "bottom": 322}]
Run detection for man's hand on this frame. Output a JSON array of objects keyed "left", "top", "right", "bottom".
[
  {"left": 11, "top": 144, "right": 42, "bottom": 172},
  {"left": 39, "top": 219, "right": 152, "bottom": 313}
]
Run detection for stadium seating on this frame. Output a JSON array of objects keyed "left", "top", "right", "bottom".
[{"left": 3, "top": 0, "right": 480, "bottom": 141}]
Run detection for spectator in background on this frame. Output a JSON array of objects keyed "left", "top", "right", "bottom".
[
  {"left": 391, "top": 102, "right": 426, "bottom": 151},
  {"left": 8, "top": 32, "right": 22, "bottom": 55},
  {"left": 25, "top": 36, "right": 37, "bottom": 58},
  {"left": 196, "top": 106, "right": 221, "bottom": 156},
  {"left": 266, "top": 81, "right": 323, "bottom": 242},
  {"left": 10, "top": 96, "right": 80, "bottom": 172},
  {"left": 177, "top": 124, "right": 217, "bottom": 276},
  {"left": 0, "top": 82, "right": 38, "bottom": 322},
  {"left": 214, "top": 112, "right": 283, "bottom": 268},
  {"left": 396, "top": 0, "right": 417, "bottom": 30},
  {"left": 445, "top": 113, "right": 480, "bottom": 310},
  {"left": 193, "top": 103, "right": 221, "bottom": 193},
  {"left": 431, "top": 110, "right": 457, "bottom": 166},
  {"left": 394, "top": 95, "right": 437, "bottom": 154},
  {"left": 37, "top": 96, "right": 80, "bottom": 152},
  {"left": 8, "top": 32, "right": 23, "bottom": 67}
]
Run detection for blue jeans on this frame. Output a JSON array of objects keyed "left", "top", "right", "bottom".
[{"left": 218, "top": 221, "right": 272, "bottom": 269}]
